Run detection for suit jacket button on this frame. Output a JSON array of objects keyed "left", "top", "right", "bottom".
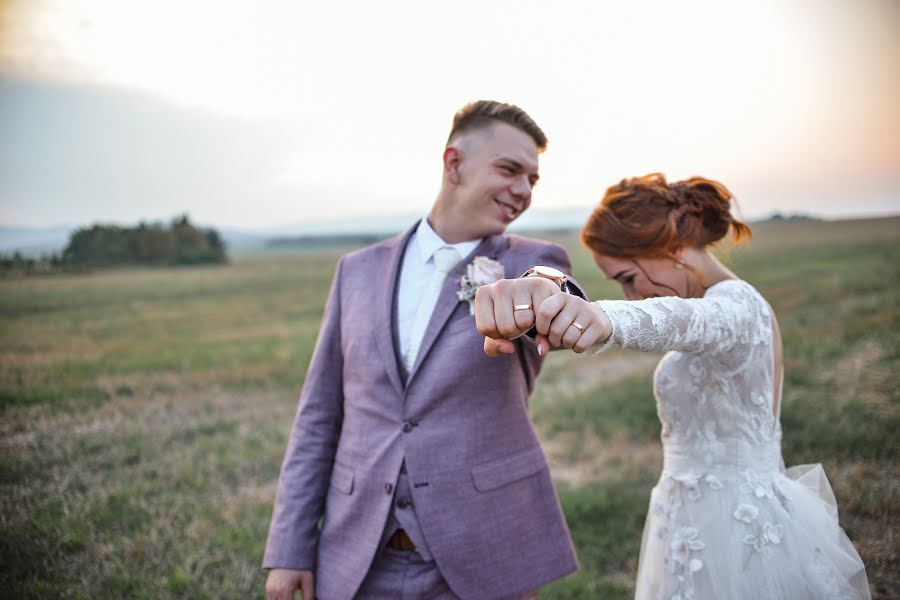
[
  {"left": 385, "top": 483, "right": 393, "bottom": 495},
  {"left": 402, "top": 421, "right": 413, "bottom": 433},
  {"left": 396, "top": 499, "right": 410, "bottom": 509}
]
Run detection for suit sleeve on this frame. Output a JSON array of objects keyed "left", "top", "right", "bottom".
[{"left": 263, "top": 257, "right": 346, "bottom": 571}]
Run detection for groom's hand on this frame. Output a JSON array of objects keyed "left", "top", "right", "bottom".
[
  {"left": 266, "top": 568, "right": 314, "bottom": 600},
  {"left": 475, "top": 277, "right": 561, "bottom": 355}
]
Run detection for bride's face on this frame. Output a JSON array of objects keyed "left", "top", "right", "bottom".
[{"left": 593, "top": 252, "right": 687, "bottom": 300}]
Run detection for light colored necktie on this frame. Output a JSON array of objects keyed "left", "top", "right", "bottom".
[{"left": 405, "top": 246, "right": 461, "bottom": 372}]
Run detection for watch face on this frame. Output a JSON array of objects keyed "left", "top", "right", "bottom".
[{"left": 532, "top": 265, "right": 565, "bottom": 279}]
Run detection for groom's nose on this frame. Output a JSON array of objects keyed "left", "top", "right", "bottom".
[{"left": 510, "top": 174, "right": 532, "bottom": 200}]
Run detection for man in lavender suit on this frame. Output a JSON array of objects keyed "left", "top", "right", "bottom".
[{"left": 264, "top": 101, "right": 580, "bottom": 599}]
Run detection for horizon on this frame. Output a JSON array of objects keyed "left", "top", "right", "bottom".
[
  {"left": 3, "top": 204, "right": 899, "bottom": 233},
  {"left": 3, "top": 207, "right": 899, "bottom": 257}
]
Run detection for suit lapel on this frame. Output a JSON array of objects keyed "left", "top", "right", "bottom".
[
  {"left": 406, "top": 234, "right": 508, "bottom": 384},
  {"left": 375, "top": 223, "right": 417, "bottom": 396}
]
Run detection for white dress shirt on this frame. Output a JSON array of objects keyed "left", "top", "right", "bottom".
[{"left": 396, "top": 218, "right": 481, "bottom": 366}]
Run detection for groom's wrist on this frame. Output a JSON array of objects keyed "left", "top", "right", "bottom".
[{"left": 521, "top": 265, "right": 584, "bottom": 298}]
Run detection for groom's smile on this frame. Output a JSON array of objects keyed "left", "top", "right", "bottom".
[{"left": 494, "top": 197, "right": 522, "bottom": 223}]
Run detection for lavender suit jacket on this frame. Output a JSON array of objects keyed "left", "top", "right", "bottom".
[{"left": 264, "top": 223, "right": 580, "bottom": 599}]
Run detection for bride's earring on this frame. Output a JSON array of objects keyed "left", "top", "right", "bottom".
[{"left": 675, "top": 261, "right": 684, "bottom": 269}]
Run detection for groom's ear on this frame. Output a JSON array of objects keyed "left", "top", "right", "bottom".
[{"left": 443, "top": 147, "right": 462, "bottom": 185}]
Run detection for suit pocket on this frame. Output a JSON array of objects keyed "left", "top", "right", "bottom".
[
  {"left": 471, "top": 445, "right": 547, "bottom": 492},
  {"left": 329, "top": 462, "right": 355, "bottom": 495}
]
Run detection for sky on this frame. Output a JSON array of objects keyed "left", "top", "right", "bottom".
[{"left": 1, "top": 0, "right": 898, "bottom": 232}]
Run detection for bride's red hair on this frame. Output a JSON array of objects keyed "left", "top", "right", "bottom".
[{"left": 581, "top": 173, "right": 751, "bottom": 258}]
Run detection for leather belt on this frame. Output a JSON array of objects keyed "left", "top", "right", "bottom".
[{"left": 387, "top": 529, "right": 416, "bottom": 551}]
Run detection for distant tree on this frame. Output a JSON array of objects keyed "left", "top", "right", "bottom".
[
  {"left": 59, "top": 215, "right": 227, "bottom": 269},
  {"left": 1, "top": 216, "right": 227, "bottom": 275}
]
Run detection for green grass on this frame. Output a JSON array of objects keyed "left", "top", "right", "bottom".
[
  {"left": 534, "top": 374, "right": 661, "bottom": 441},
  {"left": 1, "top": 217, "right": 897, "bottom": 598},
  {"left": 542, "top": 481, "right": 653, "bottom": 599}
]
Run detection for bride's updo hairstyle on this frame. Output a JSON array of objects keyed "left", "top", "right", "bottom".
[{"left": 581, "top": 173, "right": 751, "bottom": 258}]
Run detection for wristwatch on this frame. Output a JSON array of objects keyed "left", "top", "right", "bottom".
[
  {"left": 520, "top": 265, "right": 586, "bottom": 340},
  {"left": 521, "top": 265, "right": 584, "bottom": 298}
]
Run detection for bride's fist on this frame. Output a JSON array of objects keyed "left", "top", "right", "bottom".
[{"left": 535, "top": 294, "right": 612, "bottom": 353}]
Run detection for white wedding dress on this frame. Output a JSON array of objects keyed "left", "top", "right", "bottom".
[{"left": 592, "top": 279, "right": 870, "bottom": 600}]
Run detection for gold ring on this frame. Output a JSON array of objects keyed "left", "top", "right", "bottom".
[
  {"left": 513, "top": 304, "right": 533, "bottom": 311},
  {"left": 571, "top": 321, "right": 585, "bottom": 332}
]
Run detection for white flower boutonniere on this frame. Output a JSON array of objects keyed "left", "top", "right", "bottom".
[{"left": 457, "top": 256, "right": 505, "bottom": 314}]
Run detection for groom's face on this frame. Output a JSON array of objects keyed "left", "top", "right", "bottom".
[{"left": 450, "top": 123, "right": 540, "bottom": 238}]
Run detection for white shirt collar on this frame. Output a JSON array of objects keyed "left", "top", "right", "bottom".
[{"left": 414, "top": 217, "right": 482, "bottom": 265}]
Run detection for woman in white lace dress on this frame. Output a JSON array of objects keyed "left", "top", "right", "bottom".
[{"left": 475, "top": 174, "right": 870, "bottom": 599}]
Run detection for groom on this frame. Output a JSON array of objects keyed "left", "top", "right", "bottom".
[{"left": 264, "top": 100, "right": 580, "bottom": 599}]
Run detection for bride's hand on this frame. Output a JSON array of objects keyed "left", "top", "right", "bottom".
[{"left": 535, "top": 294, "right": 612, "bottom": 353}]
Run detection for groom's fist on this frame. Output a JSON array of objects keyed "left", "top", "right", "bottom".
[
  {"left": 484, "top": 336, "right": 518, "bottom": 356},
  {"left": 475, "top": 277, "right": 561, "bottom": 342}
]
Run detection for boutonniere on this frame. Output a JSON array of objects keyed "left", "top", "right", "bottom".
[{"left": 457, "top": 256, "right": 505, "bottom": 314}]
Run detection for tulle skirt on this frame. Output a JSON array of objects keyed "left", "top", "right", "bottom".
[{"left": 634, "top": 463, "right": 871, "bottom": 600}]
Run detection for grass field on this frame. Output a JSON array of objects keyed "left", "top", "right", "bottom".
[{"left": 1, "top": 217, "right": 898, "bottom": 599}]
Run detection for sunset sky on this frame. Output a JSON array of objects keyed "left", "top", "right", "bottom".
[{"left": 1, "top": 0, "right": 898, "bottom": 231}]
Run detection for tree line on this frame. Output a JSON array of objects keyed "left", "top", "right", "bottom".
[{"left": 1, "top": 215, "right": 227, "bottom": 274}]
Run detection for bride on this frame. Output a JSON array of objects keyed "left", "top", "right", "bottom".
[{"left": 474, "top": 174, "right": 870, "bottom": 599}]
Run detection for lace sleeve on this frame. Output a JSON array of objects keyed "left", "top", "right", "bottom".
[{"left": 591, "top": 281, "right": 759, "bottom": 358}]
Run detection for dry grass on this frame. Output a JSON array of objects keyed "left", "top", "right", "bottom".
[
  {"left": 2, "top": 386, "right": 296, "bottom": 598},
  {"left": 542, "top": 429, "right": 663, "bottom": 488}
]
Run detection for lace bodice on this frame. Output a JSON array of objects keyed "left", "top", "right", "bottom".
[{"left": 592, "top": 279, "right": 782, "bottom": 465}]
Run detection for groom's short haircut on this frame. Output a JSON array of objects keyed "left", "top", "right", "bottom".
[{"left": 447, "top": 100, "right": 547, "bottom": 152}]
